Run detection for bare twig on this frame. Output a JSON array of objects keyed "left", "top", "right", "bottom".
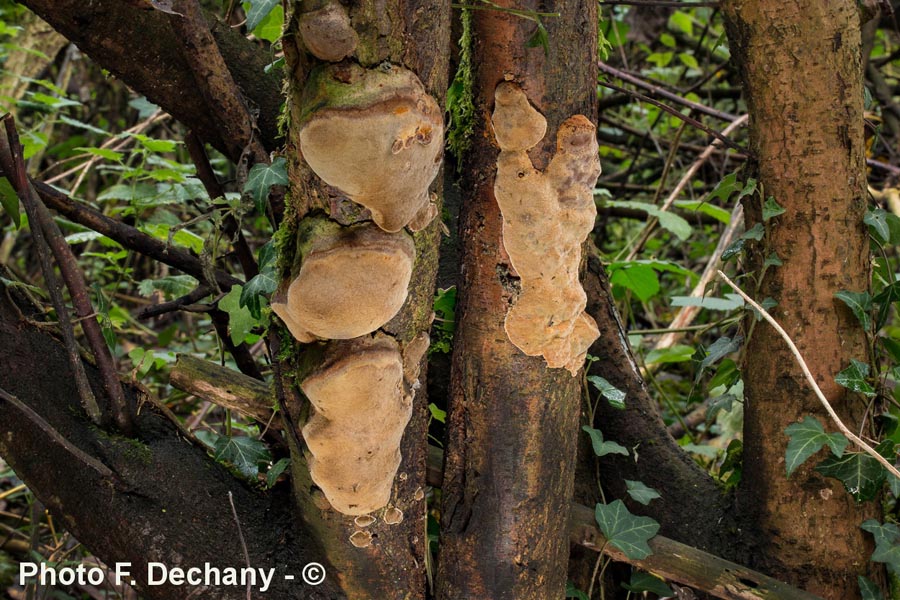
[
  {"left": 624, "top": 114, "right": 748, "bottom": 261},
  {"left": 0, "top": 118, "right": 101, "bottom": 425},
  {"left": 597, "top": 79, "right": 748, "bottom": 155},
  {"left": 649, "top": 202, "right": 743, "bottom": 352},
  {"left": 717, "top": 270, "right": 900, "bottom": 480},
  {"left": 3, "top": 115, "right": 133, "bottom": 434},
  {"left": 226, "top": 491, "right": 253, "bottom": 600},
  {"left": 599, "top": 62, "right": 738, "bottom": 122},
  {"left": 137, "top": 284, "right": 213, "bottom": 320},
  {"left": 0, "top": 387, "right": 115, "bottom": 480}
]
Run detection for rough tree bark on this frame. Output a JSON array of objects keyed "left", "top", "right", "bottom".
[
  {"left": 723, "top": 1, "right": 880, "bottom": 597},
  {"left": 437, "top": 2, "right": 599, "bottom": 598}
]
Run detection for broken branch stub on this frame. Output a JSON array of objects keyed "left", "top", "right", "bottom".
[
  {"left": 492, "top": 82, "right": 601, "bottom": 375},
  {"left": 271, "top": 219, "right": 415, "bottom": 343},
  {"left": 300, "top": 335, "right": 413, "bottom": 515},
  {"left": 297, "top": 63, "right": 443, "bottom": 233}
]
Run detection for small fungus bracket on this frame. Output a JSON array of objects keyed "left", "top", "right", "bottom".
[
  {"left": 491, "top": 82, "right": 602, "bottom": 375},
  {"left": 297, "top": 0, "right": 358, "bottom": 63}
]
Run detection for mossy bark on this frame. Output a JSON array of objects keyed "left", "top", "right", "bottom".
[
  {"left": 436, "top": 2, "right": 598, "bottom": 598},
  {"left": 723, "top": 1, "right": 881, "bottom": 597},
  {"left": 277, "top": 2, "right": 449, "bottom": 598}
]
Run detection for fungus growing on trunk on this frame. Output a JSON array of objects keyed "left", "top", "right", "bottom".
[
  {"left": 491, "top": 82, "right": 602, "bottom": 375},
  {"left": 300, "top": 335, "right": 411, "bottom": 515},
  {"left": 271, "top": 220, "right": 414, "bottom": 342},
  {"left": 297, "top": 63, "right": 443, "bottom": 232},
  {"left": 297, "top": 1, "right": 358, "bottom": 62}
]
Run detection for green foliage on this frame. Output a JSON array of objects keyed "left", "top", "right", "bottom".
[
  {"left": 624, "top": 480, "right": 661, "bottom": 505},
  {"left": 240, "top": 241, "right": 277, "bottom": 319},
  {"left": 564, "top": 581, "right": 589, "bottom": 600},
  {"left": 583, "top": 426, "right": 628, "bottom": 457},
  {"left": 859, "top": 575, "right": 885, "bottom": 600},
  {"left": 587, "top": 375, "right": 625, "bottom": 409},
  {"left": 219, "top": 285, "right": 256, "bottom": 345},
  {"left": 622, "top": 571, "right": 674, "bottom": 596},
  {"left": 864, "top": 208, "right": 900, "bottom": 245},
  {"left": 266, "top": 458, "right": 290, "bottom": 488},
  {"left": 862, "top": 520, "right": 900, "bottom": 574},
  {"left": 815, "top": 441, "right": 895, "bottom": 503},
  {"left": 605, "top": 199, "right": 692, "bottom": 240},
  {"left": 243, "top": 157, "right": 288, "bottom": 213},
  {"left": 594, "top": 500, "right": 659, "bottom": 560},
  {"left": 835, "top": 359, "right": 876, "bottom": 397},
  {"left": 783, "top": 416, "right": 848, "bottom": 477},
  {"left": 430, "top": 286, "right": 457, "bottom": 354},
  {"left": 835, "top": 290, "right": 873, "bottom": 331},
  {"left": 210, "top": 432, "right": 272, "bottom": 479}
]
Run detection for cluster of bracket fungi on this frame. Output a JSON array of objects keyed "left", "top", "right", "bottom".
[{"left": 274, "top": 3, "right": 601, "bottom": 517}]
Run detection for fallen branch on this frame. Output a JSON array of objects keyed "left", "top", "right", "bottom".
[
  {"left": 169, "top": 354, "right": 274, "bottom": 424},
  {"left": 717, "top": 270, "right": 900, "bottom": 480}
]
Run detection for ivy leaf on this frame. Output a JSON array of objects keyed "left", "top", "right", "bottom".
[
  {"left": 582, "top": 426, "right": 628, "bottom": 457},
  {"left": 138, "top": 275, "right": 199, "bottom": 300},
  {"left": 244, "top": 0, "right": 279, "bottom": 32},
  {"left": 873, "top": 282, "right": 900, "bottom": 331},
  {"left": 835, "top": 290, "right": 872, "bottom": 331},
  {"left": 525, "top": 21, "right": 550, "bottom": 56},
  {"left": 858, "top": 575, "right": 885, "bottom": 600},
  {"left": 863, "top": 520, "right": 900, "bottom": 574},
  {"left": 564, "top": 582, "right": 589, "bottom": 600},
  {"left": 699, "top": 336, "right": 743, "bottom": 370},
  {"left": 784, "top": 416, "right": 848, "bottom": 477},
  {"left": 0, "top": 177, "right": 21, "bottom": 229},
  {"left": 815, "top": 441, "right": 895, "bottom": 502},
  {"left": 606, "top": 200, "right": 692, "bottom": 240},
  {"left": 622, "top": 571, "right": 674, "bottom": 596},
  {"left": 645, "top": 344, "right": 694, "bottom": 365},
  {"left": 587, "top": 376, "right": 626, "bottom": 409},
  {"left": 609, "top": 263, "right": 659, "bottom": 301},
  {"left": 865, "top": 208, "right": 892, "bottom": 244},
  {"left": 762, "top": 196, "right": 786, "bottom": 221},
  {"left": 594, "top": 500, "right": 660, "bottom": 560},
  {"left": 219, "top": 285, "right": 255, "bottom": 345},
  {"left": 266, "top": 457, "right": 290, "bottom": 488},
  {"left": 213, "top": 435, "right": 271, "bottom": 479},
  {"left": 742, "top": 222, "right": 765, "bottom": 241},
  {"left": 625, "top": 480, "right": 661, "bottom": 505},
  {"left": 670, "top": 294, "right": 744, "bottom": 311},
  {"left": 240, "top": 242, "right": 278, "bottom": 319},
  {"left": 835, "top": 359, "right": 876, "bottom": 397},
  {"left": 244, "top": 157, "right": 288, "bottom": 213}
]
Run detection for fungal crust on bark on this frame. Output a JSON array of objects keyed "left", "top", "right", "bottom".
[{"left": 492, "top": 82, "right": 601, "bottom": 375}]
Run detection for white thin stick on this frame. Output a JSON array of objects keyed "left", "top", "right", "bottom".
[{"left": 717, "top": 270, "right": 900, "bottom": 480}]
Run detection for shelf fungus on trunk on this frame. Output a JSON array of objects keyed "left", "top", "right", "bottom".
[
  {"left": 271, "top": 219, "right": 414, "bottom": 343},
  {"left": 297, "top": 0, "right": 358, "bottom": 62},
  {"left": 299, "top": 335, "right": 414, "bottom": 515},
  {"left": 491, "top": 82, "right": 602, "bottom": 376},
  {"left": 297, "top": 62, "right": 443, "bottom": 233}
]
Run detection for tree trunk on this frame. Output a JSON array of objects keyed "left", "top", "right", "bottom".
[
  {"left": 723, "top": 1, "right": 880, "bottom": 596},
  {"left": 275, "top": 2, "right": 449, "bottom": 598},
  {"left": 437, "top": 3, "right": 599, "bottom": 598}
]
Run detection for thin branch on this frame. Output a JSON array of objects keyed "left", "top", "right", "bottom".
[
  {"left": 226, "top": 491, "right": 253, "bottom": 600},
  {"left": 0, "top": 387, "right": 115, "bottom": 480},
  {"left": 0, "top": 119, "right": 101, "bottom": 425},
  {"left": 597, "top": 78, "right": 748, "bottom": 155},
  {"left": 168, "top": 0, "right": 267, "bottom": 165},
  {"left": 599, "top": 62, "right": 739, "bottom": 122},
  {"left": 3, "top": 116, "right": 133, "bottom": 434},
  {"left": 717, "top": 270, "right": 900, "bottom": 481},
  {"left": 599, "top": 1, "right": 718, "bottom": 6},
  {"left": 624, "top": 114, "right": 748, "bottom": 261},
  {"left": 136, "top": 284, "right": 213, "bottom": 320},
  {"left": 184, "top": 131, "right": 258, "bottom": 279}
]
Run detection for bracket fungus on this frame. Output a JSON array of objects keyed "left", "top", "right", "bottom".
[
  {"left": 297, "top": 63, "right": 443, "bottom": 233},
  {"left": 300, "top": 335, "right": 412, "bottom": 515},
  {"left": 271, "top": 220, "right": 414, "bottom": 342},
  {"left": 297, "top": 1, "right": 358, "bottom": 62},
  {"left": 492, "top": 82, "right": 602, "bottom": 375}
]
